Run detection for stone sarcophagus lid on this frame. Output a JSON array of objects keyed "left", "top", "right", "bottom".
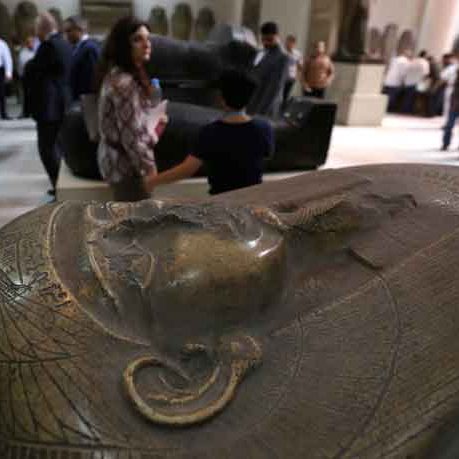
[
  {"left": 81, "top": 0, "right": 132, "bottom": 35},
  {"left": 1, "top": 164, "right": 459, "bottom": 457}
]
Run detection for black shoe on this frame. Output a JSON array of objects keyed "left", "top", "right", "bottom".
[
  {"left": 1, "top": 116, "right": 12, "bottom": 120},
  {"left": 47, "top": 189, "right": 56, "bottom": 197},
  {"left": 441, "top": 145, "right": 448, "bottom": 151}
]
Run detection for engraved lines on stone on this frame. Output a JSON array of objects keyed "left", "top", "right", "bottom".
[
  {"left": 1, "top": 444, "right": 166, "bottom": 458},
  {"left": 333, "top": 274, "right": 402, "bottom": 459},
  {"left": 0, "top": 269, "right": 129, "bottom": 445}
]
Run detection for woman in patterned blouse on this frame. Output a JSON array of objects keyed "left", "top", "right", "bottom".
[{"left": 96, "top": 17, "right": 165, "bottom": 201}]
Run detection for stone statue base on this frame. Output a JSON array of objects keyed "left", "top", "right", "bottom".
[{"left": 327, "top": 62, "right": 388, "bottom": 126}]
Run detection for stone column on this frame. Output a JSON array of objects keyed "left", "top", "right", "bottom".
[{"left": 417, "top": 0, "right": 459, "bottom": 56}]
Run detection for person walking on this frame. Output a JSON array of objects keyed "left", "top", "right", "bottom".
[
  {"left": 28, "top": 12, "right": 73, "bottom": 195},
  {"left": 301, "top": 41, "right": 334, "bottom": 99}
]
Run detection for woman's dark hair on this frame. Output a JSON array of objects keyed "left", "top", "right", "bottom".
[{"left": 95, "top": 16, "right": 152, "bottom": 97}]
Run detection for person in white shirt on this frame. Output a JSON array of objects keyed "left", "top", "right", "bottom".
[
  {"left": 0, "top": 38, "right": 13, "bottom": 120},
  {"left": 383, "top": 50, "right": 411, "bottom": 112},
  {"left": 283, "top": 35, "right": 303, "bottom": 104},
  {"left": 18, "top": 35, "right": 37, "bottom": 118},
  {"left": 402, "top": 50, "right": 430, "bottom": 114}
]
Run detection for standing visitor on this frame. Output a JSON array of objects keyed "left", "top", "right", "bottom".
[
  {"left": 283, "top": 35, "right": 303, "bottom": 103},
  {"left": 28, "top": 12, "right": 73, "bottom": 196},
  {"left": 383, "top": 50, "right": 411, "bottom": 112},
  {"left": 402, "top": 50, "right": 429, "bottom": 114},
  {"left": 146, "top": 70, "right": 274, "bottom": 195},
  {"left": 63, "top": 16, "right": 101, "bottom": 101},
  {"left": 96, "top": 16, "right": 166, "bottom": 202},
  {"left": 248, "top": 21, "right": 290, "bottom": 119},
  {"left": 0, "top": 37, "right": 13, "bottom": 120},
  {"left": 301, "top": 41, "right": 334, "bottom": 99}
]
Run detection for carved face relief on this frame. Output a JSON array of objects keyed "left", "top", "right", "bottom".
[{"left": 84, "top": 201, "right": 285, "bottom": 426}]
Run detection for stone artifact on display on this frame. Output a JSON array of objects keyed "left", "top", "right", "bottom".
[
  {"left": 171, "top": 3, "right": 193, "bottom": 41},
  {"left": 48, "top": 7, "right": 64, "bottom": 33},
  {"left": 60, "top": 29, "right": 336, "bottom": 179},
  {"left": 195, "top": 7, "right": 216, "bottom": 42},
  {"left": 397, "top": 29, "right": 415, "bottom": 55},
  {"left": 335, "top": 0, "right": 370, "bottom": 61},
  {"left": 1, "top": 164, "right": 459, "bottom": 458},
  {"left": 368, "top": 27, "right": 383, "bottom": 60},
  {"left": 80, "top": 0, "right": 132, "bottom": 35},
  {"left": 382, "top": 23, "right": 399, "bottom": 64},
  {"left": 13, "top": 1, "right": 38, "bottom": 42},
  {"left": 148, "top": 6, "right": 169, "bottom": 37},
  {"left": 61, "top": 97, "right": 336, "bottom": 179}
]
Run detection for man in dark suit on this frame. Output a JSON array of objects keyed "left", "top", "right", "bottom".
[
  {"left": 248, "top": 22, "right": 290, "bottom": 119},
  {"left": 63, "top": 16, "right": 100, "bottom": 101},
  {"left": 28, "top": 12, "right": 73, "bottom": 195}
]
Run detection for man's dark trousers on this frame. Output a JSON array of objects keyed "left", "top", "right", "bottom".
[
  {"left": 28, "top": 33, "right": 72, "bottom": 191},
  {"left": 36, "top": 121, "right": 62, "bottom": 188}
]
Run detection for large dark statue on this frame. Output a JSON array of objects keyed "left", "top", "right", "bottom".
[
  {"left": 60, "top": 97, "right": 336, "bottom": 179},
  {"left": 1, "top": 164, "right": 459, "bottom": 458},
  {"left": 335, "top": 0, "right": 370, "bottom": 60},
  {"left": 147, "top": 30, "right": 258, "bottom": 107}
]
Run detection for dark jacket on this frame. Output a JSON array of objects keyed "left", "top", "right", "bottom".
[
  {"left": 27, "top": 33, "right": 73, "bottom": 122},
  {"left": 248, "top": 44, "right": 290, "bottom": 119},
  {"left": 70, "top": 38, "right": 100, "bottom": 101}
]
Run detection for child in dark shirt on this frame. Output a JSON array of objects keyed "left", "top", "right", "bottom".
[{"left": 146, "top": 70, "right": 275, "bottom": 195}]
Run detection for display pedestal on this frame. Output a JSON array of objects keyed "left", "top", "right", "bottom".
[{"left": 327, "top": 62, "right": 388, "bottom": 126}]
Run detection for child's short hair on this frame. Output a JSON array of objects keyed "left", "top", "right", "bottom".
[{"left": 217, "top": 69, "right": 258, "bottom": 111}]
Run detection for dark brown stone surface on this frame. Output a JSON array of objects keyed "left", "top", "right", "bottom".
[{"left": 1, "top": 164, "right": 459, "bottom": 457}]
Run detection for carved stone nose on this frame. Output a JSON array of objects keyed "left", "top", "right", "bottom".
[{"left": 151, "top": 228, "right": 286, "bottom": 345}]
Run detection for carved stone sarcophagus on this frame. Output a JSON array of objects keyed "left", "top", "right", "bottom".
[
  {"left": 60, "top": 96, "right": 336, "bottom": 180},
  {"left": 1, "top": 164, "right": 459, "bottom": 457}
]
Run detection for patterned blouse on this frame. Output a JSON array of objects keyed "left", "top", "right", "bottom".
[{"left": 98, "top": 68, "right": 157, "bottom": 184}]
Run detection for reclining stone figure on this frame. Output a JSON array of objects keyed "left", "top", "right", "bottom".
[{"left": 1, "top": 164, "right": 459, "bottom": 458}]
